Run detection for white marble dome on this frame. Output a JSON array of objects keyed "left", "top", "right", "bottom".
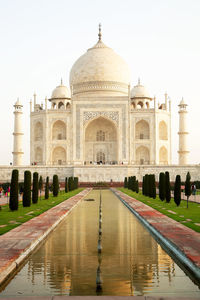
[
  {"left": 131, "top": 79, "right": 151, "bottom": 99},
  {"left": 69, "top": 39, "right": 130, "bottom": 96},
  {"left": 51, "top": 81, "right": 70, "bottom": 99}
]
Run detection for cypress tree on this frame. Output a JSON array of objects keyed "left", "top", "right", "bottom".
[
  {"left": 74, "top": 177, "right": 78, "bottom": 189},
  {"left": 185, "top": 172, "right": 191, "bottom": 209},
  {"left": 130, "top": 176, "right": 133, "bottom": 191},
  {"left": 159, "top": 172, "right": 166, "bottom": 201},
  {"left": 133, "top": 176, "right": 136, "bottom": 192},
  {"left": 65, "top": 177, "right": 69, "bottom": 193},
  {"left": 23, "top": 170, "right": 31, "bottom": 207},
  {"left": 124, "top": 177, "right": 128, "bottom": 188},
  {"left": 38, "top": 175, "right": 43, "bottom": 200},
  {"left": 128, "top": 177, "right": 131, "bottom": 189},
  {"left": 174, "top": 175, "right": 181, "bottom": 206},
  {"left": 53, "top": 175, "right": 59, "bottom": 196},
  {"left": 146, "top": 174, "right": 150, "bottom": 196},
  {"left": 152, "top": 174, "right": 156, "bottom": 199},
  {"left": 142, "top": 176, "right": 145, "bottom": 195},
  {"left": 144, "top": 174, "right": 148, "bottom": 196},
  {"left": 165, "top": 171, "right": 171, "bottom": 203},
  {"left": 9, "top": 169, "right": 19, "bottom": 211},
  {"left": 149, "top": 174, "right": 153, "bottom": 198},
  {"left": 45, "top": 176, "right": 49, "bottom": 199},
  {"left": 136, "top": 180, "right": 139, "bottom": 193},
  {"left": 32, "top": 172, "right": 39, "bottom": 204},
  {"left": 68, "top": 177, "right": 72, "bottom": 191}
]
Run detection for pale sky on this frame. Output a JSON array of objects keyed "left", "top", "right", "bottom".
[{"left": 0, "top": 0, "right": 200, "bottom": 165}]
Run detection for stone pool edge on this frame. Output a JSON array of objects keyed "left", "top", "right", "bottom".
[
  {"left": 111, "top": 188, "right": 200, "bottom": 283},
  {"left": 0, "top": 188, "right": 92, "bottom": 287}
]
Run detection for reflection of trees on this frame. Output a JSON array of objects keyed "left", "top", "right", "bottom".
[{"left": 25, "top": 190, "right": 175, "bottom": 296}]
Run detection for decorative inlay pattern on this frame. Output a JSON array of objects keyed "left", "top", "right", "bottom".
[
  {"left": 73, "top": 81, "right": 128, "bottom": 95},
  {"left": 76, "top": 104, "right": 127, "bottom": 159},
  {"left": 83, "top": 111, "right": 119, "bottom": 125}
]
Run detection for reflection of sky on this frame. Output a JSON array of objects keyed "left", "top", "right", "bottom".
[{"left": 0, "top": 190, "right": 200, "bottom": 297}]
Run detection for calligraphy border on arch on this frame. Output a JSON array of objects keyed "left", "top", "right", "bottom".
[
  {"left": 76, "top": 104, "right": 126, "bottom": 159},
  {"left": 83, "top": 111, "right": 119, "bottom": 125}
]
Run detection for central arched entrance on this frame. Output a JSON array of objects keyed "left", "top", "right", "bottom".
[{"left": 84, "top": 117, "right": 118, "bottom": 164}]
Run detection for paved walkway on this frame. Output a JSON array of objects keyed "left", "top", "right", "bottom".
[
  {"left": 112, "top": 188, "right": 200, "bottom": 282},
  {"left": 0, "top": 188, "right": 91, "bottom": 287}
]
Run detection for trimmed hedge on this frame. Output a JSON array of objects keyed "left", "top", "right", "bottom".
[
  {"left": 53, "top": 175, "right": 59, "bottom": 197},
  {"left": 159, "top": 172, "right": 166, "bottom": 201},
  {"left": 165, "top": 171, "right": 171, "bottom": 203},
  {"left": 45, "top": 176, "right": 49, "bottom": 199},
  {"left": 185, "top": 172, "right": 191, "bottom": 208},
  {"left": 32, "top": 172, "right": 39, "bottom": 204},
  {"left": 74, "top": 177, "right": 79, "bottom": 189},
  {"left": 23, "top": 171, "right": 31, "bottom": 207},
  {"left": 65, "top": 177, "right": 69, "bottom": 193},
  {"left": 9, "top": 169, "right": 19, "bottom": 211},
  {"left": 124, "top": 177, "right": 128, "bottom": 188},
  {"left": 174, "top": 175, "right": 181, "bottom": 206}
]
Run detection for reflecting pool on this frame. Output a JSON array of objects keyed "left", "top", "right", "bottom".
[{"left": 0, "top": 190, "right": 199, "bottom": 297}]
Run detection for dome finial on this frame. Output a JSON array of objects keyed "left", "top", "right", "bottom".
[
  {"left": 138, "top": 77, "right": 141, "bottom": 85},
  {"left": 61, "top": 78, "right": 63, "bottom": 85},
  {"left": 98, "top": 23, "right": 102, "bottom": 42}
]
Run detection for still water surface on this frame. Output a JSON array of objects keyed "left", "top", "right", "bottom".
[{"left": 0, "top": 190, "right": 200, "bottom": 297}]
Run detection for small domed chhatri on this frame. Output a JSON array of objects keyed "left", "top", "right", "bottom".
[
  {"left": 51, "top": 79, "right": 71, "bottom": 100},
  {"left": 70, "top": 24, "right": 130, "bottom": 96},
  {"left": 10, "top": 25, "right": 190, "bottom": 182},
  {"left": 130, "top": 78, "right": 152, "bottom": 99}
]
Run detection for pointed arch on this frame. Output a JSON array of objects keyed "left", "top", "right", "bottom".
[
  {"left": 35, "top": 147, "right": 43, "bottom": 164},
  {"left": 135, "top": 120, "right": 150, "bottom": 139},
  {"left": 34, "top": 122, "right": 43, "bottom": 141},
  {"left": 136, "top": 146, "right": 150, "bottom": 164},
  {"left": 52, "top": 120, "right": 66, "bottom": 140},
  {"left": 159, "top": 146, "right": 168, "bottom": 165},
  {"left": 84, "top": 116, "right": 118, "bottom": 164},
  {"left": 159, "top": 121, "right": 168, "bottom": 140},
  {"left": 52, "top": 147, "right": 66, "bottom": 165},
  {"left": 58, "top": 101, "right": 64, "bottom": 109}
]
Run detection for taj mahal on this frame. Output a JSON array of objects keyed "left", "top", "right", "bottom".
[{"left": 2, "top": 25, "right": 199, "bottom": 183}]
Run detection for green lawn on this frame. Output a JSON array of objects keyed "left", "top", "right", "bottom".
[
  {"left": 119, "top": 188, "right": 200, "bottom": 233},
  {"left": 0, "top": 189, "right": 83, "bottom": 235}
]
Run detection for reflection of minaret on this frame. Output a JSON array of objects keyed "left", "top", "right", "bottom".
[
  {"left": 178, "top": 98, "right": 189, "bottom": 165},
  {"left": 12, "top": 99, "right": 24, "bottom": 166}
]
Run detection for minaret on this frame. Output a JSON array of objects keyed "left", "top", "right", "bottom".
[
  {"left": 12, "top": 99, "right": 24, "bottom": 166},
  {"left": 178, "top": 98, "right": 189, "bottom": 165}
]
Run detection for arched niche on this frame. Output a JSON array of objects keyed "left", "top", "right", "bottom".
[
  {"left": 52, "top": 147, "right": 66, "bottom": 165},
  {"left": 52, "top": 102, "right": 56, "bottom": 109},
  {"left": 131, "top": 102, "right": 136, "bottom": 109},
  {"left": 58, "top": 102, "right": 64, "bottom": 109},
  {"left": 34, "top": 122, "right": 43, "bottom": 141},
  {"left": 137, "top": 101, "right": 144, "bottom": 109},
  {"left": 159, "top": 146, "right": 168, "bottom": 165},
  {"left": 52, "top": 120, "right": 66, "bottom": 140},
  {"left": 136, "top": 146, "right": 150, "bottom": 165},
  {"left": 135, "top": 120, "right": 150, "bottom": 139},
  {"left": 35, "top": 147, "right": 43, "bottom": 164},
  {"left": 84, "top": 116, "right": 118, "bottom": 164},
  {"left": 159, "top": 121, "right": 168, "bottom": 140},
  {"left": 66, "top": 102, "right": 70, "bottom": 109}
]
